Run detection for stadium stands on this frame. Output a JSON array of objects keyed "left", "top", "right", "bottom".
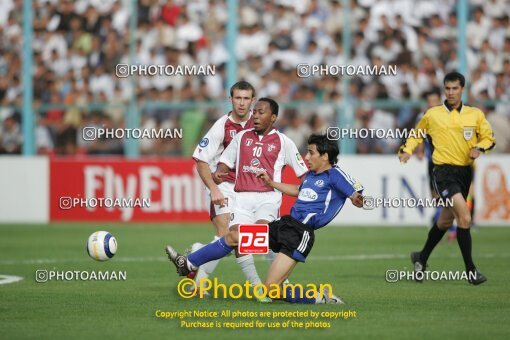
[{"left": 0, "top": 0, "right": 509, "bottom": 155}]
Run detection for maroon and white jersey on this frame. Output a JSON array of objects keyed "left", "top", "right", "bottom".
[
  {"left": 219, "top": 128, "right": 308, "bottom": 192},
  {"left": 192, "top": 113, "right": 253, "bottom": 183}
]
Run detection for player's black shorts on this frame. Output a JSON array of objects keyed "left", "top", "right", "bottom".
[
  {"left": 268, "top": 215, "right": 315, "bottom": 263},
  {"left": 432, "top": 164, "right": 473, "bottom": 200}
]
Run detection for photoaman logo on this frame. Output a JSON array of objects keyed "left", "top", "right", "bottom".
[{"left": 177, "top": 277, "right": 333, "bottom": 300}]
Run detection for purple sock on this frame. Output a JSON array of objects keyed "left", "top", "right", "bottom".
[
  {"left": 188, "top": 237, "right": 233, "bottom": 267},
  {"left": 283, "top": 286, "right": 316, "bottom": 304}
]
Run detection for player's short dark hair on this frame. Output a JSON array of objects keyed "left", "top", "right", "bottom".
[
  {"left": 258, "top": 97, "right": 279, "bottom": 116},
  {"left": 230, "top": 81, "right": 255, "bottom": 98},
  {"left": 308, "top": 134, "right": 339, "bottom": 165},
  {"left": 443, "top": 72, "right": 465, "bottom": 87},
  {"left": 423, "top": 87, "right": 441, "bottom": 99}
]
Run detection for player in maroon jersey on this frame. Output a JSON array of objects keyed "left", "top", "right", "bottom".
[
  {"left": 214, "top": 97, "right": 308, "bottom": 239},
  {"left": 210, "top": 98, "right": 308, "bottom": 302},
  {"left": 190, "top": 81, "right": 263, "bottom": 291}
]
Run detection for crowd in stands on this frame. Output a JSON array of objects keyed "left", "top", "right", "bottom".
[{"left": 1, "top": 0, "right": 509, "bottom": 155}]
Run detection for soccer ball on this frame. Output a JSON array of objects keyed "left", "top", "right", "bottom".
[{"left": 86, "top": 231, "right": 117, "bottom": 261}]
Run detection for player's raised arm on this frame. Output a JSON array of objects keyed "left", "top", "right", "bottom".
[
  {"left": 214, "top": 132, "right": 241, "bottom": 184},
  {"left": 213, "top": 163, "right": 230, "bottom": 184},
  {"left": 350, "top": 191, "right": 364, "bottom": 208},
  {"left": 195, "top": 160, "right": 225, "bottom": 205},
  {"left": 331, "top": 167, "right": 365, "bottom": 208},
  {"left": 398, "top": 113, "right": 429, "bottom": 164},
  {"left": 257, "top": 170, "right": 300, "bottom": 197},
  {"left": 192, "top": 121, "right": 227, "bottom": 205}
]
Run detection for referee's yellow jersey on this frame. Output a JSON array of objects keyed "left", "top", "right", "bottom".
[{"left": 400, "top": 101, "right": 496, "bottom": 166}]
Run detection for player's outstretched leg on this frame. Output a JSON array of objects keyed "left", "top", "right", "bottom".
[
  {"left": 264, "top": 252, "right": 344, "bottom": 304},
  {"left": 165, "top": 245, "right": 193, "bottom": 277},
  {"left": 265, "top": 249, "right": 278, "bottom": 263},
  {"left": 165, "top": 236, "right": 234, "bottom": 276},
  {"left": 263, "top": 249, "right": 290, "bottom": 284},
  {"left": 166, "top": 236, "right": 271, "bottom": 302},
  {"left": 191, "top": 239, "right": 222, "bottom": 286},
  {"left": 192, "top": 214, "right": 231, "bottom": 285}
]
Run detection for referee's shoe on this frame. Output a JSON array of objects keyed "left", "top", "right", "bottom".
[
  {"left": 410, "top": 251, "right": 426, "bottom": 283},
  {"left": 411, "top": 251, "right": 487, "bottom": 285},
  {"left": 468, "top": 269, "right": 487, "bottom": 285}
]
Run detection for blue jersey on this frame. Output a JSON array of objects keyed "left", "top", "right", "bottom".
[{"left": 290, "top": 165, "right": 364, "bottom": 229}]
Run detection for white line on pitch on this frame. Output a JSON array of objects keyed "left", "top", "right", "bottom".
[
  {"left": 1, "top": 253, "right": 509, "bottom": 265},
  {"left": 0, "top": 275, "right": 23, "bottom": 285}
]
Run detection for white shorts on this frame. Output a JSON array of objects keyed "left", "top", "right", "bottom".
[
  {"left": 229, "top": 191, "right": 282, "bottom": 227},
  {"left": 206, "top": 181, "right": 235, "bottom": 219}
]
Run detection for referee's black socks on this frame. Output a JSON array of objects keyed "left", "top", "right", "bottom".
[
  {"left": 456, "top": 227, "right": 476, "bottom": 272},
  {"left": 420, "top": 223, "right": 447, "bottom": 265}
]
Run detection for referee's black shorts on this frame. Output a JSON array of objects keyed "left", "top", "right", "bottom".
[
  {"left": 432, "top": 164, "right": 473, "bottom": 200},
  {"left": 268, "top": 215, "right": 315, "bottom": 263}
]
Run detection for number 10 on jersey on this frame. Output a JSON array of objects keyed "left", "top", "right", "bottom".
[
  {"left": 239, "top": 224, "right": 269, "bottom": 254},
  {"left": 252, "top": 146, "right": 262, "bottom": 157}
]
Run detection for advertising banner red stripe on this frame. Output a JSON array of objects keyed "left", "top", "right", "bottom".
[{"left": 50, "top": 158, "right": 299, "bottom": 222}]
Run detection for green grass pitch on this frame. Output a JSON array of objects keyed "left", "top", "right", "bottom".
[{"left": 1, "top": 223, "right": 509, "bottom": 339}]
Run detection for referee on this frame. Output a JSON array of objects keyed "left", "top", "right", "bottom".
[{"left": 399, "top": 72, "right": 495, "bottom": 285}]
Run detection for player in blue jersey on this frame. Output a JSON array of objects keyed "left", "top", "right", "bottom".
[{"left": 165, "top": 134, "right": 364, "bottom": 304}]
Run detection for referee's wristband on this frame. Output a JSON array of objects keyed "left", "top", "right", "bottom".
[{"left": 472, "top": 146, "right": 483, "bottom": 152}]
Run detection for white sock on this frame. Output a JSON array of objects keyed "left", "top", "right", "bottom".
[
  {"left": 187, "top": 260, "right": 198, "bottom": 272},
  {"left": 265, "top": 249, "right": 277, "bottom": 264},
  {"left": 194, "top": 259, "right": 220, "bottom": 282},
  {"left": 314, "top": 290, "right": 325, "bottom": 304},
  {"left": 236, "top": 255, "right": 262, "bottom": 285}
]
